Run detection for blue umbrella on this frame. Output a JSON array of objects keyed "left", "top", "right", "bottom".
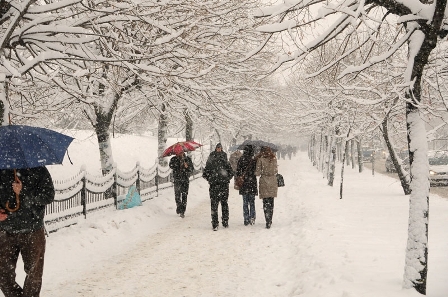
[{"left": 0, "top": 125, "right": 74, "bottom": 169}]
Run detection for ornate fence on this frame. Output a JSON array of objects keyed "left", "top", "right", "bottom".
[{"left": 45, "top": 154, "right": 206, "bottom": 233}]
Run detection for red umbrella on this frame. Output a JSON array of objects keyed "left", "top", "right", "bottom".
[{"left": 161, "top": 141, "right": 203, "bottom": 157}]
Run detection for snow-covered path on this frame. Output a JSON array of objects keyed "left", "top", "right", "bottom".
[
  {"left": 50, "top": 199, "right": 301, "bottom": 296},
  {"left": 44, "top": 157, "right": 309, "bottom": 297},
  {"left": 5, "top": 152, "right": 446, "bottom": 297}
]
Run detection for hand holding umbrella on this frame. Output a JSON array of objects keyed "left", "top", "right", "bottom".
[
  {"left": 182, "top": 159, "right": 189, "bottom": 169},
  {"left": 0, "top": 209, "right": 7, "bottom": 221},
  {"left": 6, "top": 170, "right": 21, "bottom": 212}
]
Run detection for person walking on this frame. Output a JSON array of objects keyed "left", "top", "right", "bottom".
[
  {"left": 0, "top": 167, "right": 55, "bottom": 297},
  {"left": 169, "top": 151, "right": 194, "bottom": 218},
  {"left": 229, "top": 149, "right": 242, "bottom": 173},
  {"left": 255, "top": 146, "right": 278, "bottom": 229},
  {"left": 203, "top": 143, "right": 234, "bottom": 231},
  {"left": 236, "top": 145, "right": 258, "bottom": 226}
]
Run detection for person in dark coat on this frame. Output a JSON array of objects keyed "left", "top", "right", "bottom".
[
  {"left": 0, "top": 167, "right": 55, "bottom": 297},
  {"left": 236, "top": 145, "right": 258, "bottom": 226},
  {"left": 203, "top": 143, "right": 234, "bottom": 231},
  {"left": 169, "top": 151, "right": 194, "bottom": 218}
]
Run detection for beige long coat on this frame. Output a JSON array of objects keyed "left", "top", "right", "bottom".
[
  {"left": 229, "top": 150, "right": 242, "bottom": 173},
  {"left": 255, "top": 156, "right": 278, "bottom": 199}
]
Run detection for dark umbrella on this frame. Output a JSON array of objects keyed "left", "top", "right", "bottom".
[
  {"left": 237, "top": 139, "right": 278, "bottom": 152},
  {"left": 160, "top": 140, "right": 203, "bottom": 158},
  {"left": 258, "top": 140, "right": 279, "bottom": 152},
  {"left": 237, "top": 140, "right": 260, "bottom": 150},
  {"left": 0, "top": 125, "right": 74, "bottom": 212}
]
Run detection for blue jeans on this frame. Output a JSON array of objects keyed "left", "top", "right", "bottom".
[{"left": 242, "top": 194, "right": 256, "bottom": 224}]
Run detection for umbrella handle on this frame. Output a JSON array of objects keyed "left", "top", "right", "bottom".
[
  {"left": 5, "top": 194, "right": 20, "bottom": 212},
  {"left": 5, "top": 170, "right": 20, "bottom": 212}
]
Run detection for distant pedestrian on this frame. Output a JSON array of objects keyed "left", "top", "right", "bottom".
[
  {"left": 236, "top": 145, "right": 257, "bottom": 226},
  {"left": 286, "top": 145, "right": 293, "bottom": 160},
  {"left": 0, "top": 167, "right": 55, "bottom": 297},
  {"left": 169, "top": 152, "right": 194, "bottom": 218},
  {"left": 280, "top": 146, "right": 286, "bottom": 160},
  {"left": 255, "top": 146, "right": 278, "bottom": 229},
  {"left": 203, "top": 143, "right": 234, "bottom": 231}
]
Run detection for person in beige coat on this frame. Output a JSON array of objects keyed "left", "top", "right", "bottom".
[
  {"left": 255, "top": 146, "right": 278, "bottom": 229},
  {"left": 229, "top": 149, "right": 242, "bottom": 173}
]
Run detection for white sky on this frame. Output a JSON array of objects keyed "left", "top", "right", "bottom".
[{"left": 1, "top": 130, "right": 446, "bottom": 297}]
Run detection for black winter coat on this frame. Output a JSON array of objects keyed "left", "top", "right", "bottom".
[
  {"left": 0, "top": 167, "right": 55, "bottom": 233},
  {"left": 203, "top": 151, "right": 234, "bottom": 185},
  {"left": 169, "top": 154, "right": 194, "bottom": 183},
  {"left": 236, "top": 154, "right": 258, "bottom": 196}
]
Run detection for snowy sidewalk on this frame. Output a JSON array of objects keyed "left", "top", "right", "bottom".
[
  {"left": 42, "top": 156, "right": 309, "bottom": 297},
  {"left": 4, "top": 152, "right": 447, "bottom": 297}
]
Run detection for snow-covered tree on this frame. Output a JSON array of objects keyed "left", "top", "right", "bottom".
[
  {"left": 248, "top": 0, "right": 448, "bottom": 294},
  {"left": 1, "top": 0, "right": 271, "bottom": 173}
]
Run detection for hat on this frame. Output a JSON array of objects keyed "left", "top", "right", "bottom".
[{"left": 215, "top": 143, "right": 222, "bottom": 150}]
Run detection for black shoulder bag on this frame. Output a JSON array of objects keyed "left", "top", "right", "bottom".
[{"left": 276, "top": 173, "right": 285, "bottom": 187}]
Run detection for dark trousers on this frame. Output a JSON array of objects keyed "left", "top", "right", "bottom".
[
  {"left": 263, "top": 197, "right": 274, "bottom": 225},
  {"left": 174, "top": 180, "right": 189, "bottom": 215},
  {"left": 0, "top": 228, "right": 46, "bottom": 297},
  {"left": 209, "top": 183, "right": 229, "bottom": 228}
]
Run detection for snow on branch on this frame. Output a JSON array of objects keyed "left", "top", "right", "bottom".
[{"left": 338, "top": 27, "right": 415, "bottom": 79}]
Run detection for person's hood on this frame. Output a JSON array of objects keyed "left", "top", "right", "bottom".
[
  {"left": 243, "top": 145, "right": 254, "bottom": 156},
  {"left": 211, "top": 150, "right": 227, "bottom": 160}
]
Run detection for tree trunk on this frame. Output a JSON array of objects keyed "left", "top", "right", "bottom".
[
  {"left": 340, "top": 139, "right": 349, "bottom": 199},
  {"left": 215, "top": 128, "right": 221, "bottom": 144},
  {"left": 0, "top": 75, "right": 6, "bottom": 126},
  {"left": 381, "top": 117, "right": 411, "bottom": 195},
  {"left": 351, "top": 139, "right": 355, "bottom": 169},
  {"left": 185, "top": 110, "right": 193, "bottom": 141},
  {"left": 404, "top": 104, "right": 429, "bottom": 294},
  {"left": 310, "top": 134, "right": 316, "bottom": 165},
  {"left": 327, "top": 132, "right": 336, "bottom": 186},
  {"left": 319, "top": 131, "right": 324, "bottom": 172},
  {"left": 95, "top": 118, "right": 115, "bottom": 175},
  {"left": 323, "top": 135, "right": 328, "bottom": 171},
  {"left": 310, "top": 133, "right": 316, "bottom": 165},
  {"left": 402, "top": 23, "right": 438, "bottom": 293},
  {"left": 326, "top": 134, "right": 332, "bottom": 179},
  {"left": 356, "top": 137, "right": 363, "bottom": 173},
  {"left": 337, "top": 139, "right": 342, "bottom": 162},
  {"left": 345, "top": 140, "right": 350, "bottom": 166},
  {"left": 328, "top": 146, "right": 336, "bottom": 186},
  {"left": 91, "top": 92, "right": 120, "bottom": 176},
  {"left": 158, "top": 104, "right": 168, "bottom": 166}
]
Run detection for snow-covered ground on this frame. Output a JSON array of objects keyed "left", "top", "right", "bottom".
[{"left": 3, "top": 131, "right": 447, "bottom": 297}]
